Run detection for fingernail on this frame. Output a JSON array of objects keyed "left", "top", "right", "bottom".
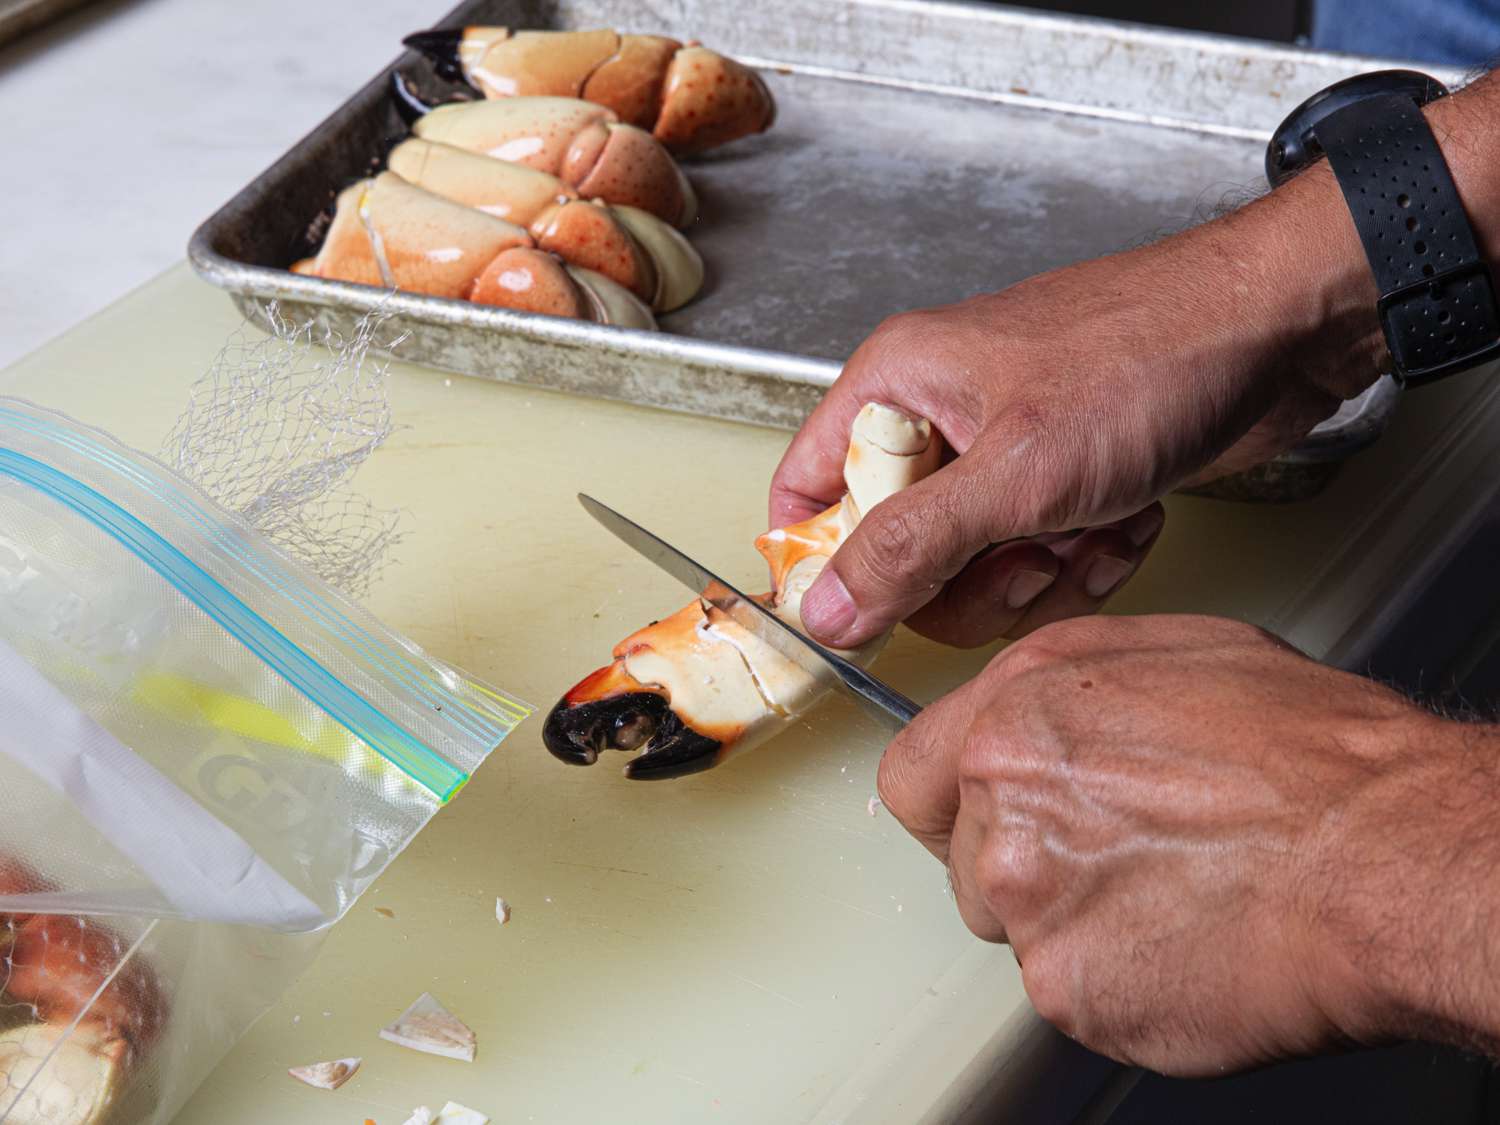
[
  {"left": 1005, "top": 568, "right": 1056, "bottom": 610},
  {"left": 1084, "top": 555, "right": 1134, "bottom": 599},
  {"left": 1128, "top": 509, "right": 1165, "bottom": 547},
  {"left": 802, "top": 570, "right": 856, "bottom": 640}
]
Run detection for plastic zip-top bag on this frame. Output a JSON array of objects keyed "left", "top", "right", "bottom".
[{"left": 0, "top": 398, "right": 528, "bottom": 1123}]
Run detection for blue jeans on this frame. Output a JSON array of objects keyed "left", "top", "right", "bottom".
[{"left": 1313, "top": 0, "right": 1500, "bottom": 68}]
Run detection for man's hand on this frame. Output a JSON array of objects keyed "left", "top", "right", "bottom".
[
  {"left": 878, "top": 614, "right": 1500, "bottom": 1075},
  {"left": 773, "top": 71, "right": 1500, "bottom": 652},
  {"left": 772, "top": 171, "right": 1383, "bottom": 649}
]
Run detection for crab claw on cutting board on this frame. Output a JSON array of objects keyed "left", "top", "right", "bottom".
[
  {"left": 409, "top": 97, "right": 697, "bottom": 228},
  {"left": 542, "top": 404, "right": 942, "bottom": 779},
  {"left": 404, "top": 26, "right": 776, "bottom": 154}
]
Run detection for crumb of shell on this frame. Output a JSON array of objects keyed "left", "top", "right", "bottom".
[
  {"left": 288, "top": 1056, "right": 361, "bottom": 1090},
  {"left": 437, "top": 1100, "right": 490, "bottom": 1124},
  {"left": 495, "top": 897, "right": 511, "bottom": 925},
  {"left": 867, "top": 795, "right": 882, "bottom": 817}
]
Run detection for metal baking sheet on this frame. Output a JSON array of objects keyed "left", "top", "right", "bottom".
[{"left": 188, "top": 0, "right": 1460, "bottom": 442}]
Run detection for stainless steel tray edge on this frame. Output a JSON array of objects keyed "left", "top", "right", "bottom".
[
  {"left": 187, "top": 0, "right": 1455, "bottom": 456},
  {"left": 190, "top": 244, "right": 839, "bottom": 430}
]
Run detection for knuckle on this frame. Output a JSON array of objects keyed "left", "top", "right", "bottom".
[
  {"left": 874, "top": 748, "right": 909, "bottom": 815},
  {"left": 991, "top": 634, "right": 1063, "bottom": 679},
  {"left": 971, "top": 829, "right": 1040, "bottom": 913},
  {"left": 1021, "top": 947, "right": 1077, "bottom": 1036},
  {"left": 852, "top": 496, "right": 968, "bottom": 597}
]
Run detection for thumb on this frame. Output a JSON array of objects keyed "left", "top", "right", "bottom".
[{"left": 801, "top": 454, "right": 1014, "bottom": 647}]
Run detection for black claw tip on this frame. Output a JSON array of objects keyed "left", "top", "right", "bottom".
[
  {"left": 403, "top": 28, "right": 466, "bottom": 82},
  {"left": 542, "top": 691, "right": 722, "bottom": 780}
]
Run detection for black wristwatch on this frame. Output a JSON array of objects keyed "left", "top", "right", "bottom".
[{"left": 1267, "top": 70, "right": 1500, "bottom": 388}]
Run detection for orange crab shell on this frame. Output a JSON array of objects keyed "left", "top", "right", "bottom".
[
  {"left": 655, "top": 45, "right": 776, "bottom": 153},
  {"left": 5, "top": 915, "right": 166, "bottom": 1050},
  {"left": 582, "top": 35, "right": 682, "bottom": 130},
  {"left": 470, "top": 247, "right": 590, "bottom": 318},
  {"left": 529, "top": 200, "right": 656, "bottom": 303},
  {"left": 754, "top": 502, "right": 846, "bottom": 597}
]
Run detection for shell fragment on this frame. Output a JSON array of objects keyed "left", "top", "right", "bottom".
[
  {"left": 287, "top": 1056, "right": 361, "bottom": 1090},
  {"left": 495, "top": 897, "right": 511, "bottom": 925},
  {"left": 400, "top": 1102, "right": 489, "bottom": 1125},
  {"left": 437, "top": 1101, "right": 490, "bottom": 1124},
  {"left": 379, "top": 993, "right": 476, "bottom": 1062}
]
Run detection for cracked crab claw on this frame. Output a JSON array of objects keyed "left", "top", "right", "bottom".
[
  {"left": 404, "top": 27, "right": 775, "bottom": 153},
  {"left": 409, "top": 96, "right": 696, "bottom": 228},
  {"left": 543, "top": 403, "right": 941, "bottom": 779}
]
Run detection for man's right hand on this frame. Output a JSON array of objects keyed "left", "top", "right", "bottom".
[{"left": 771, "top": 155, "right": 1389, "bottom": 649}]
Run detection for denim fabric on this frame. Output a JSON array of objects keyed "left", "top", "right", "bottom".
[{"left": 1313, "top": 0, "right": 1500, "bottom": 68}]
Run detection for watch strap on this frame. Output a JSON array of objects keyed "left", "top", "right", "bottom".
[{"left": 1312, "top": 92, "right": 1500, "bottom": 386}]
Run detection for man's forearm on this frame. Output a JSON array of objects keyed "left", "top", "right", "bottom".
[
  {"left": 1180, "top": 69, "right": 1500, "bottom": 407},
  {"left": 1313, "top": 713, "right": 1500, "bottom": 1057}
]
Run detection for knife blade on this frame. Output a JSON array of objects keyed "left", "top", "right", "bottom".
[{"left": 578, "top": 493, "right": 920, "bottom": 728}]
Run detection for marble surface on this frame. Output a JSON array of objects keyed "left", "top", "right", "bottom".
[{"left": 0, "top": 0, "right": 432, "bottom": 370}]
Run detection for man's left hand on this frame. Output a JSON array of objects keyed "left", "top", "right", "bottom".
[{"left": 878, "top": 614, "right": 1497, "bottom": 1075}]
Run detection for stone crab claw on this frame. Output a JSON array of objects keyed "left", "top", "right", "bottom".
[
  {"left": 290, "top": 173, "right": 658, "bottom": 329},
  {"left": 403, "top": 26, "right": 776, "bottom": 154},
  {"left": 387, "top": 138, "right": 703, "bottom": 310},
  {"left": 395, "top": 75, "right": 697, "bottom": 228},
  {"left": 544, "top": 404, "right": 944, "bottom": 781}
]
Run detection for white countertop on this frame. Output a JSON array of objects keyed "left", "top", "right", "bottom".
[{"left": 0, "top": 0, "right": 431, "bottom": 369}]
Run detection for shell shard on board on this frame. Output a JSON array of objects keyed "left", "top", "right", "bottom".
[
  {"left": 379, "top": 993, "right": 476, "bottom": 1062},
  {"left": 288, "top": 1056, "right": 362, "bottom": 1090}
]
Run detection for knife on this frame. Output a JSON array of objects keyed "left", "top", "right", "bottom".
[{"left": 578, "top": 494, "right": 921, "bottom": 729}]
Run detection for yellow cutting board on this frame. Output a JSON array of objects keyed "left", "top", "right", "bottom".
[{"left": 1, "top": 266, "right": 1492, "bottom": 1124}]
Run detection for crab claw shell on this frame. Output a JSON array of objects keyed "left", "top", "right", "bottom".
[
  {"left": 469, "top": 246, "right": 589, "bottom": 318},
  {"left": 608, "top": 204, "right": 704, "bottom": 312},
  {"left": 655, "top": 45, "right": 776, "bottom": 153},
  {"left": 6, "top": 916, "right": 165, "bottom": 1048},
  {"left": 0, "top": 1022, "right": 126, "bottom": 1125},
  {"left": 412, "top": 97, "right": 616, "bottom": 177},
  {"left": 582, "top": 34, "right": 683, "bottom": 130},
  {"left": 299, "top": 172, "right": 532, "bottom": 299},
  {"left": 469, "top": 248, "right": 657, "bottom": 330},
  {"left": 460, "top": 28, "right": 622, "bottom": 99},
  {"left": 568, "top": 264, "right": 658, "bottom": 329},
  {"left": 413, "top": 99, "right": 695, "bottom": 228},
  {"left": 387, "top": 137, "right": 576, "bottom": 224},
  {"left": 528, "top": 199, "right": 655, "bottom": 304},
  {"left": 564, "top": 122, "right": 697, "bottom": 228},
  {"left": 542, "top": 686, "right": 723, "bottom": 778}
]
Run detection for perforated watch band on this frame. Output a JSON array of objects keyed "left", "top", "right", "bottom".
[{"left": 1307, "top": 90, "right": 1500, "bottom": 386}]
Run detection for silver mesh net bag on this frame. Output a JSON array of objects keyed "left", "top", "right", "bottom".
[{"left": 160, "top": 303, "right": 405, "bottom": 598}]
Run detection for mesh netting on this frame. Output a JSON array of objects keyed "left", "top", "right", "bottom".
[{"left": 160, "top": 304, "right": 406, "bottom": 598}]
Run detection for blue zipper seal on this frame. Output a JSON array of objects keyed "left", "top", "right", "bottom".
[{"left": 0, "top": 448, "right": 468, "bottom": 801}]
